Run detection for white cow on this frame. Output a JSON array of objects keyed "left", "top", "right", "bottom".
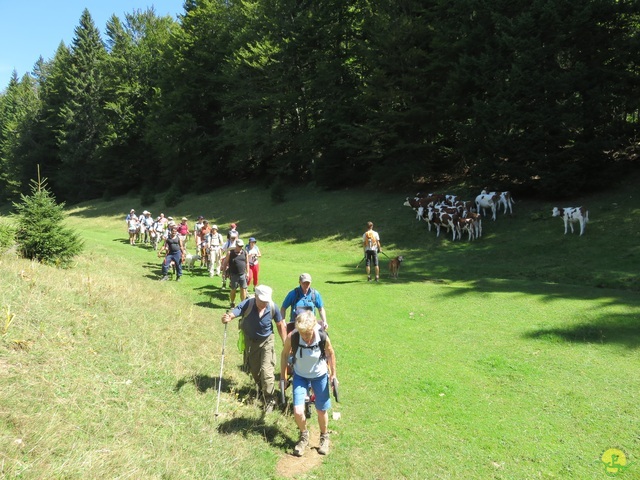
[
  {"left": 475, "top": 193, "right": 499, "bottom": 221},
  {"left": 552, "top": 207, "right": 589, "bottom": 236},
  {"left": 481, "top": 190, "right": 515, "bottom": 215}
]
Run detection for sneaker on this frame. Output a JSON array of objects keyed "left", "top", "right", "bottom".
[
  {"left": 230, "top": 302, "right": 235, "bottom": 308},
  {"left": 318, "top": 433, "right": 330, "bottom": 455},
  {"left": 375, "top": 277, "right": 379, "bottom": 282},
  {"left": 367, "top": 276, "right": 371, "bottom": 282},
  {"left": 176, "top": 276, "right": 181, "bottom": 282},
  {"left": 293, "top": 430, "right": 309, "bottom": 457},
  {"left": 160, "top": 275, "right": 169, "bottom": 281}
]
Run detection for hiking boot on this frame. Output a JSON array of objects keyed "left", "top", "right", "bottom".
[
  {"left": 293, "top": 430, "right": 309, "bottom": 457},
  {"left": 176, "top": 276, "right": 181, "bottom": 282},
  {"left": 318, "top": 433, "right": 330, "bottom": 455},
  {"left": 160, "top": 275, "right": 169, "bottom": 281},
  {"left": 367, "top": 275, "right": 371, "bottom": 282},
  {"left": 230, "top": 302, "right": 235, "bottom": 308},
  {"left": 264, "top": 399, "right": 276, "bottom": 414}
]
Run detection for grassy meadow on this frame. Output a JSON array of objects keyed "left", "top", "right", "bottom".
[{"left": 1, "top": 177, "right": 639, "bottom": 479}]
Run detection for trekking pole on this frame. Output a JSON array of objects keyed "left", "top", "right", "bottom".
[
  {"left": 379, "top": 250, "right": 391, "bottom": 259},
  {"left": 215, "top": 321, "right": 228, "bottom": 417},
  {"left": 355, "top": 255, "right": 366, "bottom": 269}
]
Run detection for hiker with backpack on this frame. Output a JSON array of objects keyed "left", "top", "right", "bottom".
[
  {"left": 363, "top": 221, "right": 382, "bottom": 282},
  {"left": 280, "top": 310, "right": 337, "bottom": 456},
  {"left": 221, "top": 285, "right": 287, "bottom": 413},
  {"left": 280, "top": 273, "right": 328, "bottom": 332}
]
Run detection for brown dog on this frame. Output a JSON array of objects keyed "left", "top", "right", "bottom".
[{"left": 389, "top": 255, "right": 404, "bottom": 279}]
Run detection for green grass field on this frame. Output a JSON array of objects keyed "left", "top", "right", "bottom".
[{"left": 1, "top": 178, "right": 639, "bottom": 479}]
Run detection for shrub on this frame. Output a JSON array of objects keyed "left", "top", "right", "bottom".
[
  {"left": 164, "top": 185, "right": 182, "bottom": 208},
  {"left": 12, "top": 179, "right": 84, "bottom": 267},
  {"left": 0, "top": 221, "right": 16, "bottom": 252},
  {"left": 140, "top": 185, "right": 156, "bottom": 206},
  {"left": 270, "top": 179, "right": 287, "bottom": 204}
]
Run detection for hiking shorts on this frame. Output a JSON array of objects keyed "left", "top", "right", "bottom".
[
  {"left": 365, "top": 249, "right": 379, "bottom": 267},
  {"left": 230, "top": 273, "right": 248, "bottom": 290},
  {"left": 293, "top": 372, "right": 331, "bottom": 412}
]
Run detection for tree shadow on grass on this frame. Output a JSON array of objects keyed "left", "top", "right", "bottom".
[{"left": 523, "top": 312, "right": 640, "bottom": 349}]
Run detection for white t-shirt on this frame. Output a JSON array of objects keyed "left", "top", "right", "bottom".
[{"left": 363, "top": 230, "right": 380, "bottom": 252}]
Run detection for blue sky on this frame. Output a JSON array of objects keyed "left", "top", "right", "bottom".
[{"left": 0, "top": 0, "right": 185, "bottom": 86}]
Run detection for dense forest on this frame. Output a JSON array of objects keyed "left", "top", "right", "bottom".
[{"left": 1, "top": 0, "right": 639, "bottom": 204}]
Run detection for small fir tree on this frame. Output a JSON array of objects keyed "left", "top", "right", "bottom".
[{"left": 12, "top": 177, "right": 83, "bottom": 267}]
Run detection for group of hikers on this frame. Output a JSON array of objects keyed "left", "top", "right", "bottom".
[
  {"left": 222, "top": 274, "right": 336, "bottom": 457},
  {"left": 124, "top": 210, "right": 262, "bottom": 296},
  {"left": 124, "top": 209, "right": 386, "bottom": 457}
]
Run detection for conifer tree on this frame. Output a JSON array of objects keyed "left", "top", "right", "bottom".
[{"left": 12, "top": 174, "right": 83, "bottom": 267}]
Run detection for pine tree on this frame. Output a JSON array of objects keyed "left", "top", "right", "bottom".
[
  {"left": 12, "top": 174, "right": 83, "bottom": 267},
  {"left": 56, "top": 9, "right": 107, "bottom": 202}
]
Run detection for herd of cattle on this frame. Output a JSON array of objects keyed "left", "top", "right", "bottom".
[{"left": 404, "top": 190, "right": 589, "bottom": 239}]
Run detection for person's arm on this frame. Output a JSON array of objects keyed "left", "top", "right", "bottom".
[
  {"left": 276, "top": 318, "right": 287, "bottom": 344},
  {"left": 179, "top": 237, "right": 186, "bottom": 261},
  {"left": 158, "top": 239, "right": 168, "bottom": 257},
  {"left": 221, "top": 311, "right": 236, "bottom": 324},
  {"left": 280, "top": 291, "right": 292, "bottom": 322},
  {"left": 325, "top": 337, "right": 336, "bottom": 381},
  {"left": 318, "top": 306, "right": 328, "bottom": 331}
]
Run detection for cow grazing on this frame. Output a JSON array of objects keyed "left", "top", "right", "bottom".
[{"left": 552, "top": 207, "right": 589, "bottom": 235}]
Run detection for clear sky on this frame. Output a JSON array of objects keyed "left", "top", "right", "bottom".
[{"left": 0, "top": 0, "right": 185, "bottom": 86}]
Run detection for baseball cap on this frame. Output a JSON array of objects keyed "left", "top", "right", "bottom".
[
  {"left": 255, "top": 285, "right": 272, "bottom": 303},
  {"left": 249, "top": 237, "right": 256, "bottom": 243},
  {"left": 235, "top": 239, "right": 244, "bottom": 247},
  {"left": 299, "top": 273, "right": 312, "bottom": 283},
  {"left": 198, "top": 215, "right": 204, "bottom": 220},
  {"left": 211, "top": 225, "right": 218, "bottom": 230}
]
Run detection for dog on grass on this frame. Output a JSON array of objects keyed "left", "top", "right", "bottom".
[
  {"left": 389, "top": 255, "right": 404, "bottom": 279},
  {"left": 185, "top": 253, "right": 202, "bottom": 271}
]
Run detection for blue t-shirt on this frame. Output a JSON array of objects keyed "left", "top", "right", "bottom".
[
  {"left": 281, "top": 287, "right": 324, "bottom": 322},
  {"left": 233, "top": 298, "right": 283, "bottom": 340}
]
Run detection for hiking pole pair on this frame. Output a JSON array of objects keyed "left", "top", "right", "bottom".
[{"left": 215, "top": 321, "right": 229, "bottom": 417}]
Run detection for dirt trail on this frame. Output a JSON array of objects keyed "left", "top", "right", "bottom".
[{"left": 275, "top": 430, "right": 324, "bottom": 478}]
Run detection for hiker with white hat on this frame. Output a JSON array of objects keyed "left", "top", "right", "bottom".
[{"left": 221, "top": 285, "right": 286, "bottom": 413}]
